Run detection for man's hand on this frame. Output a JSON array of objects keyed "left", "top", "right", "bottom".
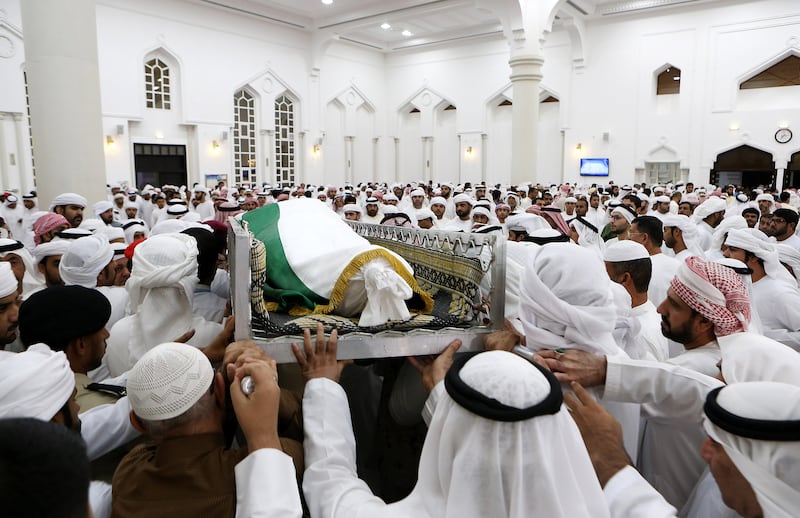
[
  {"left": 483, "top": 319, "right": 522, "bottom": 352},
  {"left": 291, "top": 323, "right": 349, "bottom": 383},
  {"left": 201, "top": 316, "right": 236, "bottom": 362},
  {"left": 408, "top": 339, "right": 462, "bottom": 392},
  {"left": 230, "top": 358, "right": 282, "bottom": 452},
  {"left": 564, "top": 381, "right": 631, "bottom": 487},
  {"left": 223, "top": 339, "right": 270, "bottom": 384},
  {"left": 538, "top": 348, "right": 608, "bottom": 387}
]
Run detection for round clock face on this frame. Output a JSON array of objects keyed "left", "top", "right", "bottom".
[{"left": 775, "top": 128, "right": 793, "bottom": 144}]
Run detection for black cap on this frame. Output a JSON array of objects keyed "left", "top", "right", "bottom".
[{"left": 19, "top": 286, "right": 111, "bottom": 349}]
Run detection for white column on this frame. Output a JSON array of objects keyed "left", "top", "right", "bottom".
[
  {"left": 20, "top": 0, "right": 107, "bottom": 206},
  {"left": 776, "top": 168, "right": 785, "bottom": 190},
  {"left": 481, "top": 133, "right": 488, "bottom": 183},
  {"left": 12, "top": 114, "right": 31, "bottom": 194},
  {"left": 394, "top": 137, "right": 400, "bottom": 182},
  {"left": 344, "top": 136, "right": 354, "bottom": 185},
  {"left": 509, "top": 54, "right": 544, "bottom": 185}
]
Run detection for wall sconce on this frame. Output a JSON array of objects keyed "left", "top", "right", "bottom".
[
  {"left": 729, "top": 123, "right": 740, "bottom": 131},
  {"left": 576, "top": 143, "right": 582, "bottom": 150},
  {"left": 154, "top": 130, "right": 164, "bottom": 140},
  {"left": 465, "top": 146, "right": 474, "bottom": 157},
  {"left": 105, "top": 135, "right": 116, "bottom": 150},
  {"left": 313, "top": 144, "right": 321, "bottom": 155},
  {"left": 211, "top": 140, "right": 221, "bottom": 154}
]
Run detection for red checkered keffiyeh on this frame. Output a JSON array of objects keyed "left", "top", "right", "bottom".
[{"left": 670, "top": 256, "right": 751, "bottom": 337}]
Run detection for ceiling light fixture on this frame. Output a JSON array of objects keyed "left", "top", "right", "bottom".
[
  {"left": 381, "top": 22, "right": 391, "bottom": 30},
  {"left": 402, "top": 29, "right": 413, "bottom": 37},
  {"left": 321, "top": 0, "right": 333, "bottom": 5}
]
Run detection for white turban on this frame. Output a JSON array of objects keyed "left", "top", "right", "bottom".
[
  {"left": 58, "top": 233, "right": 113, "bottom": 288},
  {"left": 453, "top": 193, "right": 474, "bottom": 205},
  {"left": 775, "top": 243, "right": 800, "bottom": 286},
  {"left": 150, "top": 219, "right": 189, "bottom": 235},
  {"left": 755, "top": 193, "right": 774, "bottom": 203},
  {"left": 429, "top": 196, "right": 447, "bottom": 207},
  {"left": 416, "top": 351, "right": 611, "bottom": 518},
  {"left": 709, "top": 215, "right": 748, "bottom": 254},
  {"left": 409, "top": 189, "right": 425, "bottom": 197},
  {"left": 0, "top": 239, "right": 44, "bottom": 292},
  {"left": 724, "top": 228, "right": 796, "bottom": 285},
  {"left": 93, "top": 201, "right": 113, "bottom": 217},
  {"left": 703, "top": 382, "right": 800, "bottom": 518},
  {"left": 78, "top": 218, "right": 104, "bottom": 234},
  {"left": 692, "top": 196, "right": 727, "bottom": 222},
  {"left": 103, "top": 226, "right": 126, "bottom": 243},
  {"left": 122, "top": 220, "right": 149, "bottom": 244},
  {"left": 519, "top": 242, "right": 620, "bottom": 355},
  {"left": 415, "top": 208, "right": 435, "bottom": 221},
  {"left": 0, "top": 262, "right": 17, "bottom": 299},
  {"left": 506, "top": 214, "right": 551, "bottom": 235},
  {"left": 663, "top": 214, "right": 705, "bottom": 257},
  {"left": 32, "top": 240, "right": 71, "bottom": 265},
  {"left": 0, "top": 343, "right": 74, "bottom": 420},
  {"left": 611, "top": 205, "right": 637, "bottom": 224},
  {"left": 342, "top": 204, "right": 362, "bottom": 214},
  {"left": 125, "top": 233, "right": 199, "bottom": 366},
  {"left": 49, "top": 193, "right": 87, "bottom": 211}
]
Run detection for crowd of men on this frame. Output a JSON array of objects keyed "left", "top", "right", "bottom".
[{"left": 0, "top": 177, "right": 798, "bottom": 518}]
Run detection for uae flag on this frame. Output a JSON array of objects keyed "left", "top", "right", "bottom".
[{"left": 242, "top": 197, "right": 432, "bottom": 317}]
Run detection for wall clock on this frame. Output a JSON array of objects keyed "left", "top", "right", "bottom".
[{"left": 775, "top": 128, "right": 793, "bottom": 144}]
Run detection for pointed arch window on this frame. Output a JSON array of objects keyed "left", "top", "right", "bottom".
[
  {"left": 274, "top": 95, "right": 295, "bottom": 187},
  {"left": 657, "top": 66, "right": 681, "bottom": 95},
  {"left": 233, "top": 89, "right": 257, "bottom": 185},
  {"left": 740, "top": 55, "right": 800, "bottom": 89},
  {"left": 145, "top": 58, "right": 171, "bottom": 109}
]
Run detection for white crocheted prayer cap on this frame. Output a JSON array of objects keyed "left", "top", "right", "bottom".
[
  {"left": 127, "top": 342, "right": 214, "bottom": 421},
  {"left": 603, "top": 240, "right": 649, "bottom": 262}
]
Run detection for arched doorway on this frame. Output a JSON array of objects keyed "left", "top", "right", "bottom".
[
  {"left": 784, "top": 150, "right": 800, "bottom": 189},
  {"left": 710, "top": 145, "right": 775, "bottom": 188}
]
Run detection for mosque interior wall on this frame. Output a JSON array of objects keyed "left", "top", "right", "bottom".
[{"left": 0, "top": 0, "right": 799, "bottom": 193}]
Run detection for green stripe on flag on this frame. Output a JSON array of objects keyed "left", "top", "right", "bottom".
[{"left": 242, "top": 204, "right": 327, "bottom": 310}]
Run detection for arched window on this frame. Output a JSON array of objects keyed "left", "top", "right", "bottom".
[
  {"left": 274, "top": 95, "right": 295, "bottom": 187},
  {"left": 656, "top": 65, "right": 681, "bottom": 95},
  {"left": 233, "top": 89, "right": 257, "bottom": 185},
  {"left": 145, "top": 58, "right": 171, "bottom": 109},
  {"left": 740, "top": 55, "right": 800, "bottom": 89}
]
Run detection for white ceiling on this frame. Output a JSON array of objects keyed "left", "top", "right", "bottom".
[{"left": 196, "top": 0, "right": 727, "bottom": 52}]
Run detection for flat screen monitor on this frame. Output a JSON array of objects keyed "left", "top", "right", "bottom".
[{"left": 580, "top": 158, "right": 609, "bottom": 177}]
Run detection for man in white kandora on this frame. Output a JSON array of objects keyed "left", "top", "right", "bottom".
[{"left": 294, "top": 325, "right": 610, "bottom": 518}]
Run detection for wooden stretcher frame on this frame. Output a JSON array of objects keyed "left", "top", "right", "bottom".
[{"left": 229, "top": 217, "right": 506, "bottom": 363}]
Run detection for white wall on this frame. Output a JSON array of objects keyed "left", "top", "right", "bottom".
[{"left": 3, "top": 0, "right": 800, "bottom": 191}]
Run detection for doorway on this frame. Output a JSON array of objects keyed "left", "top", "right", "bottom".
[
  {"left": 709, "top": 145, "right": 775, "bottom": 188},
  {"left": 784, "top": 150, "right": 800, "bottom": 189},
  {"left": 133, "top": 143, "right": 187, "bottom": 189}
]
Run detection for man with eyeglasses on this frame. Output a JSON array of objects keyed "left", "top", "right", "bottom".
[{"left": 765, "top": 208, "right": 800, "bottom": 251}]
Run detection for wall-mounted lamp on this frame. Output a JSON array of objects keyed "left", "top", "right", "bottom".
[
  {"left": 576, "top": 143, "right": 582, "bottom": 150},
  {"left": 154, "top": 130, "right": 165, "bottom": 140},
  {"left": 105, "top": 135, "right": 116, "bottom": 150},
  {"left": 313, "top": 144, "right": 321, "bottom": 155},
  {"left": 779, "top": 122, "right": 790, "bottom": 129},
  {"left": 465, "top": 146, "right": 474, "bottom": 157},
  {"left": 729, "top": 123, "right": 740, "bottom": 131},
  {"left": 211, "top": 140, "right": 221, "bottom": 154}
]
